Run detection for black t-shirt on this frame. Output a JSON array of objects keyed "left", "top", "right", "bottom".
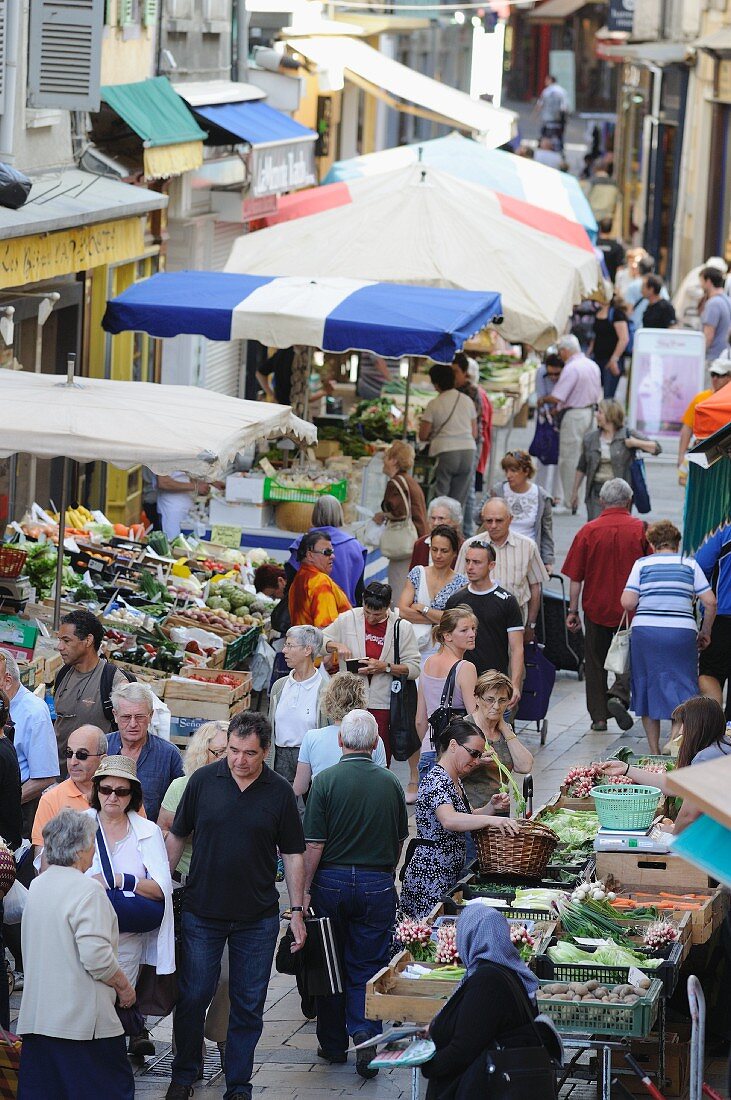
[
  {"left": 0, "top": 736, "right": 22, "bottom": 851},
  {"left": 263, "top": 347, "right": 294, "bottom": 405},
  {"left": 593, "top": 309, "right": 628, "bottom": 365},
  {"left": 171, "top": 759, "right": 305, "bottom": 921},
  {"left": 643, "top": 299, "right": 676, "bottom": 329},
  {"left": 443, "top": 585, "right": 523, "bottom": 675},
  {"left": 597, "top": 238, "right": 625, "bottom": 282}
]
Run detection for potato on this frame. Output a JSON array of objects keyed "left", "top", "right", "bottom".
[
  {"left": 636, "top": 976, "right": 651, "bottom": 990},
  {"left": 607, "top": 994, "right": 619, "bottom": 1002},
  {"left": 543, "top": 984, "right": 568, "bottom": 995},
  {"left": 585, "top": 980, "right": 600, "bottom": 992},
  {"left": 624, "top": 995, "right": 639, "bottom": 1004},
  {"left": 568, "top": 982, "right": 591, "bottom": 997},
  {"left": 615, "top": 985, "right": 633, "bottom": 997}
]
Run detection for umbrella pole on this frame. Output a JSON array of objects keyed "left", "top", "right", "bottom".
[
  {"left": 53, "top": 354, "right": 77, "bottom": 631},
  {"left": 402, "top": 359, "right": 413, "bottom": 439}
]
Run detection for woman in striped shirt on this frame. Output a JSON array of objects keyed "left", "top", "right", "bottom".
[{"left": 621, "top": 521, "right": 717, "bottom": 754}]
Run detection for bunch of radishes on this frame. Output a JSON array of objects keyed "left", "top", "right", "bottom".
[
  {"left": 510, "top": 924, "right": 536, "bottom": 962},
  {"left": 394, "top": 918, "right": 433, "bottom": 961},
  {"left": 642, "top": 921, "right": 680, "bottom": 950},
  {"left": 563, "top": 764, "right": 633, "bottom": 798},
  {"left": 435, "top": 923, "right": 459, "bottom": 965},
  {"left": 571, "top": 881, "right": 617, "bottom": 904}
]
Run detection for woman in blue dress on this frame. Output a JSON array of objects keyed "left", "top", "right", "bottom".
[{"left": 621, "top": 521, "right": 717, "bottom": 755}]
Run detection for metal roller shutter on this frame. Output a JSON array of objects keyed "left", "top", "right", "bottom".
[{"left": 203, "top": 222, "right": 245, "bottom": 395}]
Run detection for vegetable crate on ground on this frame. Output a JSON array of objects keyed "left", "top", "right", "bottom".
[
  {"left": 536, "top": 978, "right": 662, "bottom": 1038},
  {"left": 165, "top": 671, "right": 252, "bottom": 744},
  {"left": 605, "top": 879, "right": 726, "bottom": 946},
  {"left": 535, "top": 937, "right": 683, "bottom": 997},
  {"left": 224, "top": 625, "right": 260, "bottom": 668},
  {"left": 365, "top": 950, "right": 461, "bottom": 1026}
]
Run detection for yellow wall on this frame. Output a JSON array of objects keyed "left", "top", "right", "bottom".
[{"left": 100, "top": 1, "right": 156, "bottom": 86}]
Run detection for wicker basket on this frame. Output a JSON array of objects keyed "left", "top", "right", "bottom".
[
  {"left": 274, "top": 501, "right": 314, "bottom": 533},
  {"left": 0, "top": 545, "right": 27, "bottom": 579},
  {"left": 474, "top": 819, "right": 559, "bottom": 877}
]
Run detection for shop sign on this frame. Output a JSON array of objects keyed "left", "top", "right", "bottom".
[
  {"left": 718, "top": 60, "right": 731, "bottom": 105},
  {"left": 242, "top": 194, "right": 278, "bottom": 223},
  {"left": 0, "top": 218, "right": 144, "bottom": 291},
  {"left": 210, "top": 525, "right": 243, "bottom": 548},
  {"left": 607, "top": 0, "right": 635, "bottom": 34},
  {"left": 250, "top": 141, "right": 317, "bottom": 199},
  {"left": 629, "top": 328, "right": 706, "bottom": 438}
]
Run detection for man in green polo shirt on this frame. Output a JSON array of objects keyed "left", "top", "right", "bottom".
[{"left": 303, "top": 709, "right": 408, "bottom": 1080}]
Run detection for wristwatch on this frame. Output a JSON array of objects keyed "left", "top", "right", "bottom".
[
  {"left": 291, "top": 906, "right": 304, "bottom": 913},
  {"left": 528, "top": 621, "right": 537, "bottom": 629},
  {"left": 385, "top": 663, "right": 392, "bottom": 674},
  {"left": 567, "top": 608, "right": 578, "bottom": 615}
]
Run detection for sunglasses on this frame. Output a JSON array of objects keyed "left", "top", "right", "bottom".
[
  {"left": 460, "top": 744, "right": 484, "bottom": 760},
  {"left": 98, "top": 784, "right": 132, "bottom": 798},
  {"left": 311, "top": 547, "right": 334, "bottom": 557},
  {"left": 65, "top": 748, "right": 104, "bottom": 761},
  {"left": 208, "top": 746, "right": 227, "bottom": 759},
  {"left": 503, "top": 450, "right": 530, "bottom": 461},
  {"left": 468, "top": 540, "right": 493, "bottom": 552}
]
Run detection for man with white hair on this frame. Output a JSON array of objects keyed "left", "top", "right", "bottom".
[
  {"left": 562, "top": 479, "right": 649, "bottom": 731},
  {"left": 106, "top": 681, "right": 183, "bottom": 820},
  {"left": 538, "top": 334, "right": 602, "bottom": 513},
  {"left": 303, "top": 709, "right": 408, "bottom": 1080},
  {"left": 0, "top": 648, "right": 59, "bottom": 837}
]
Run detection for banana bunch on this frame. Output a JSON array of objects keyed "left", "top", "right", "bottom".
[{"left": 65, "top": 505, "right": 94, "bottom": 529}]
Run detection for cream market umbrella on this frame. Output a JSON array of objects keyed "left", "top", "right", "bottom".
[
  {"left": 0, "top": 361, "right": 316, "bottom": 623},
  {"left": 225, "top": 163, "right": 602, "bottom": 349}
]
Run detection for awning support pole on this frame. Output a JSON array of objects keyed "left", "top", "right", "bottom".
[{"left": 53, "top": 353, "right": 76, "bottom": 631}]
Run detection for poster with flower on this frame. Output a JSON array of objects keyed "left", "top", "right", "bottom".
[{"left": 628, "top": 328, "right": 706, "bottom": 438}]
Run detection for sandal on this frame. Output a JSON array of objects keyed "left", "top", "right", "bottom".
[{"left": 405, "top": 781, "right": 418, "bottom": 805}]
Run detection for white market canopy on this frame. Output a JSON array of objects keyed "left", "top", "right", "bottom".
[
  {"left": 225, "top": 164, "right": 602, "bottom": 348},
  {"left": 0, "top": 370, "right": 315, "bottom": 478}
]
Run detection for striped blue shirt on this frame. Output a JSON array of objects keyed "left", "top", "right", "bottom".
[{"left": 624, "top": 553, "right": 710, "bottom": 630}]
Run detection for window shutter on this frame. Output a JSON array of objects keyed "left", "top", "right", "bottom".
[
  {"left": 27, "top": 0, "right": 104, "bottom": 110},
  {"left": 117, "top": 0, "right": 134, "bottom": 25},
  {"left": 0, "top": 0, "right": 6, "bottom": 115},
  {"left": 142, "top": 0, "right": 157, "bottom": 25}
]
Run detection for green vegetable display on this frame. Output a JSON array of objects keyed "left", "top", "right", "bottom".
[
  {"left": 557, "top": 900, "right": 638, "bottom": 949},
  {"left": 547, "top": 940, "right": 661, "bottom": 969},
  {"left": 539, "top": 809, "right": 600, "bottom": 861},
  {"left": 23, "top": 543, "right": 69, "bottom": 599},
  {"left": 513, "top": 888, "right": 566, "bottom": 911}
]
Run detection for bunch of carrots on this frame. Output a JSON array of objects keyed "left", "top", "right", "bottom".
[{"left": 610, "top": 892, "right": 706, "bottom": 912}]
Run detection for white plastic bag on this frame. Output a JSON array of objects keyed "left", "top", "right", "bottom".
[
  {"left": 3, "top": 880, "right": 28, "bottom": 924},
  {"left": 250, "top": 635, "right": 275, "bottom": 692}
]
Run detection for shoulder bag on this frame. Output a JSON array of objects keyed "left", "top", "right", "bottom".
[
  {"left": 604, "top": 611, "right": 631, "bottom": 675},
  {"left": 428, "top": 662, "right": 468, "bottom": 749},
  {"left": 96, "top": 825, "right": 164, "bottom": 934},
  {"left": 381, "top": 475, "right": 419, "bottom": 562},
  {"left": 428, "top": 391, "right": 461, "bottom": 456},
  {"left": 389, "top": 617, "right": 420, "bottom": 761},
  {"left": 135, "top": 963, "right": 178, "bottom": 1017},
  {"left": 528, "top": 409, "right": 559, "bottom": 467},
  {"left": 629, "top": 455, "right": 651, "bottom": 514}
]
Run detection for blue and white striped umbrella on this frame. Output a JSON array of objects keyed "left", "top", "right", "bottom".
[{"left": 103, "top": 271, "right": 502, "bottom": 363}]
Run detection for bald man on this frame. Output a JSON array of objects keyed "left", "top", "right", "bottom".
[
  {"left": 32, "top": 724, "right": 108, "bottom": 865},
  {"left": 456, "top": 498, "right": 548, "bottom": 641}
]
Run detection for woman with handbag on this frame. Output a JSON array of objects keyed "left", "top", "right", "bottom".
[
  {"left": 621, "top": 521, "right": 717, "bottom": 754},
  {"left": 399, "top": 719, "right": 517, "bottom": 921},
  {"left": 17, "top": 809, "right": 136, "bottom": 1099},
  {"left": 323, "top": 582, "right": 420, "bottom": 767},
  {"left": 419, "top": 364, "right": 478, "bottom": 513},
  {"left": 86, "top": 756, "right": 174, "bottom": 1058},
  {"left": 374, "top": 441, "right": 428, "bottom": 600},
  {"left": 421, "top": 906, "right": 560, "bottom": 1100},
  {"left": 414, "top": 607, "right": 479, "bottom": 791},
  {"left": 569, "top": 400, "right": 661, "bottom": 520}
]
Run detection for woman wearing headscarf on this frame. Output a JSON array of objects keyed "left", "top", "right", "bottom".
[{"left": 421, "top": 907, "right": 559, "bottom": 1100}]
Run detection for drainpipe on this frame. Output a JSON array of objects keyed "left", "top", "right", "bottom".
[
  {"left": 0, "top": 0, "right": 21, "bottom": 163},
  {"left": 235, "top": 0, "right": 249, "bottom": 82}
]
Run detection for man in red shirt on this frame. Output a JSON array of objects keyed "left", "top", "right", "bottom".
[{"left": 562, "top": 478, "right": 649, "bottom": 731}]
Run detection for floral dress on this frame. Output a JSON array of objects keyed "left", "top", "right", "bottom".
[
  {"left": 399, "top": 764, "right": 472, "bottom": 921},
  {"left": 407, "top": 566, "right": 468, "bottom": 651}
]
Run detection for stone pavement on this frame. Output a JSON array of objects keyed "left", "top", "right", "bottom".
[{"left": 10, "top": 437, "right": 727, "bottom": 1097}]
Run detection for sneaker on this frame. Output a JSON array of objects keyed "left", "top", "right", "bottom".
[
  {"left": 607, "top": 697, "right": 634, "bottom": 732},
  {"left": 165, "top": 1085, "right": 193, "bottom": 1100},
  {"left": 128, "top": 1029, "right": 155, "bottom": 1057},
  {"left": 353, "top": 1032, "right": 379, "bottom": 1079}
]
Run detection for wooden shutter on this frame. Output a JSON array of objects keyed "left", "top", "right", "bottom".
[
  {"left": 0, "top": 0, "right": 6, "bottom": 115},
  {"left": 27, "top": 0, "right": 104, "bottom": 110}
]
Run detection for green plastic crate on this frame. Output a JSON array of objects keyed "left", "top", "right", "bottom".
[
  {"left": 224, "top": 625, "right": 261, "bottom": 669},
  {"left": 536, "top": 977, "right": 662, "bottom": 1037},
  {"left": 263, "top": 477, "right": 347, "bottom": 504}
]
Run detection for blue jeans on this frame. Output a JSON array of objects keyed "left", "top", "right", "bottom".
[
  {"left": 418, "top": 751, "right": 437, "bottom": 784},
  {"left": 310, "top": 867, "right": 397, "bottom": 1053},
  {"left": 171, "top": 910, "right": 280, "bottom": 1100}
]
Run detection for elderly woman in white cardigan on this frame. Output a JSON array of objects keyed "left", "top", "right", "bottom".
[
  {"left": 17, "top": 809, "right": 136, "bottom": 1099},
  {"left": 85, "top": 755, "right": 174, "bottom": 1058},
  {"left": 323, "top": 580, "right": 420, "bottom": 767},
  {"left": 268, "top": 624, "right": 327, "bottom": 784}
]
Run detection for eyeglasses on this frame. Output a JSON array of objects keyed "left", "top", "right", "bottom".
[
  {"left": 468, "top": 541, "right": 493, "bottom": 552},
  {"left": 311, "top": 547, "right": 334, "bottom": 557},
  {"left": 478, "top": 695, "right": 510, "bottom": 709},
  {"left": 98, "top": 784, "right": 132, "bottom": 798},
  {"left": 460, "top": 744, "right": 484, "bottom": 760},
  {"left": 208, "top": 746, "right": 227, "bottom": 759},
  {"left": 116, "top": 714, "right": 150, "bottom": 727},
  {"left": 65, "top": 748, "right": 104, "bottom": 761}
]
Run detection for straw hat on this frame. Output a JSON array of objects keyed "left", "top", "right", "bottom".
[{"left": 93, "top": 755, "right": 139, "bottom": 784}]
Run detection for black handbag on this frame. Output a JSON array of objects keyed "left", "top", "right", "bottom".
[
  {"left": 275, "top": 915, "right": 344, "bottom": 997},
  {"left": 135, "top": 964, "right": 178, "bottom": 1017},
  {"left": 427, "top": 663, "right": 467, "bottom": 749},
  {"left": 389, "top": 618, "right": 419, "bottom": 761}
]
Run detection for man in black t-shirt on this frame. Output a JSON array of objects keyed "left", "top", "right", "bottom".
[
  {"left": 166, "top": 711, "right": 305, "bottom": 1100},
  {"left": 596, "top": 217, "right": 625, "bottom": 283},
  {"left": 444, "top": 541, "right": 524, "bottom": 707},
  {"left": 641, "top": 274, "right": 676, "bottom": 329}
]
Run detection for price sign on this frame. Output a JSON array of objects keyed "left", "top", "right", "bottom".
[{"left": 210, "top": 525, "right": 242, "bottom": 549}]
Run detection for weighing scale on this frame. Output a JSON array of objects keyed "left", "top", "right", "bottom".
[
  {"left": 593, "top": 822, "right": 671, "bottom": 854},
  {"left": 0, "top": 576, "right": 32, "bottom": 614}
]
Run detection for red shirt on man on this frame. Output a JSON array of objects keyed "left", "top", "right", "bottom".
[{"left": 562, "top": 508, "right": 649, "bottom": 628}]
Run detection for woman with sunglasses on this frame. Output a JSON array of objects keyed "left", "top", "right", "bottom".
[
  {"left": 158, "top": 722, "right": 231, "bottom": 1070},
  {"left": 399, "top": 719, "right": 519, "bottom": 921},
  {"left": 86, "top": 755, "right": 174, "bottom": 1058},
  {"left": 288, "top": 530, "right": 352, "bottom": 630}
]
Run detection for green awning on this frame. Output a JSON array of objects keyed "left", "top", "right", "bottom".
[
  {"left": 683, "top": 460, "right": 731, "bottom": 553},
  {"left": 101, "top": 77, "right": 206, "bottom": 148}
]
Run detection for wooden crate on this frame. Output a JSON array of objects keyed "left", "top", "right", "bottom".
[
  {"left": 110, "top": 661, "right": 168, "bottom": 698},
  {"left": 365, "top": 951, "right": 459, "bottom": 1025},
  {"left": 596, "top": 850, "right": 716, "bottom": 891},
  {"left": 164, "top": 613, "right": 237, "bottom": 642},
  {"left": 166, "top": 694, "right": 251, "bottom": 722},
  {"left": 606, "top": 878, "right": 726, "bottom": 946},
  {"left": 168, "top": 668, "right": 252, "bottom": 706},
  {"left": 491, "top": 396, "right": 514, "bottom": 427}
]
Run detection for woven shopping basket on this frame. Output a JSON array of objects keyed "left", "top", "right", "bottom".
[
  {"left": 0, "top": 1026, "right": 21, "bottom": 1099},
  {"left": 475, "top": 819, "right": 559, "bottom": 877},
  {"left": 0, "top": 547, "right": 26, "bottom": 580}
]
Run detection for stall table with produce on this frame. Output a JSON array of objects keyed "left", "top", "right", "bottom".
[{"left": 364, "top": 756, "right": 723, "bottom": 1095}]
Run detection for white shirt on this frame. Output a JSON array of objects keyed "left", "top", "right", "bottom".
[
  {"left": 503, "top": 483, "right": 539, "bottom": 542},
  {"left": 274, "top": 669, "right": 324, "bottom": 748},
  {"left": 157, "top": 471, "right": 194, "bottom": 539},
  {"left": 298, "top": 723, "right": 387, "bottom": 777}
]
